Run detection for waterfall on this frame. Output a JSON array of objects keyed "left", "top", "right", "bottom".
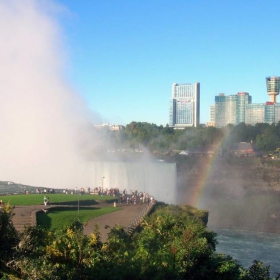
[{"left": 89, "top": 161, "right": 177, "bottom": 204}]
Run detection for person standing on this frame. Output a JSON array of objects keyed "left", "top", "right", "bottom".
[
  {"left": 0, "top": 200, "right": 4, "bottom": 209},
  {"left": 44, "top": 196, "right": 48, "bottom": 206}
]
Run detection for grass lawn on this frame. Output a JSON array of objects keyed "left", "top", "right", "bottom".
[
  {"left": 0, "top": 193, "right": 117, "bottom": 206},
  {"left": 37, "top": 206, "right": 120, "bottom": 230}
]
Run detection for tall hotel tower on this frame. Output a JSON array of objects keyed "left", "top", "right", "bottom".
[
  {"left": 215, "top": 92, "right": 252, "bottom": 127},
  {"left": 266, "top": 76, "right": 280, "bottom": 102},
  {"left": 169, "top": 82, "right": 200, "bottom": 128}
]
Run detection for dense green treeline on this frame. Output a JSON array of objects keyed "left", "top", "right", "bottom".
[
  {"left": 105, "top": 122, "right": 280, "bottom": 153},
  {"left": 0, "top": 203, "right": 278, "bottom": 279}
]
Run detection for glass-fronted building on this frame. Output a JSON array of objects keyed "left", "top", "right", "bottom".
[
  {"left": 214, "top": 92, "right": 252, "bottom": 127},
  {"left": 245, "top": 76, "right": 280, "bottom": 125},
  {"left": 214, "top": 94, "right": 227, "bottom": 127},
  {"left": 209, "top": 75, "right": 280, "bottom": 127},
  {"left": 169, "top": 82, "right": 200, "bottom": 128},
  {"left": 246, "top": 102, "right": 280, "bottom": 125},
  {"left": 245, "top": 103, "right": 265, "bottom": 125}
]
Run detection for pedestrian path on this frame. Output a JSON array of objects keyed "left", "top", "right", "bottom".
[
  {"left": 11, "top": 203, "right": 149, "bottom": 242},
  {"left": 84, "top": 204, "right": 147, "bottom": 242},
  {"left": 12, "top": 205, "right": 46, "bottom": 232}
]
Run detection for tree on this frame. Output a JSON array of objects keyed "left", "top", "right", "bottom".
[
  {"left": 0, "top": 203, "right": 19, "bottom": 277},
  {"left": 241, "top": 260, "right": 271, "bottom": 280},
  {"left": 255, "top": 126, "right": 280, "bottom": 152},
  {"left": 1, "top": 204, "right": 277, "bottom": 279}
]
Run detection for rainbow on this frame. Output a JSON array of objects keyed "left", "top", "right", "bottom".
[{"left": 187, "top": 135, "right": 229, "bottom": 208}]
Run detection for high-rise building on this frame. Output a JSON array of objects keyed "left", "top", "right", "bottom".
[
  {"left": 214, "top": 92, "right": 252, "bottom": 127},
  {"left": 210, "top": 105, "right": 215, "bottom": 123},
  {"left": 245, "top": 103, "right": 265, "bottom": 125},
  {"left": 169, "top": 82, "right": 200, "bottom": 128},
  {"left": 245, "top": 76, "right": 280, "bottom": 125},
  {"left": 246, "top": 102, "right": 280, "bottom": 125},
  {"left": 266, "top": 76, "right": 280, "bottom": 102},
  {"left": 209, "top": 75, "right": 280, "bottom": 127},
  {"left": 206, "top": 105, "right": 216, "bottom": 127},
  {"left": 214, "top": 94, "right": 227, "bottom": 127}
]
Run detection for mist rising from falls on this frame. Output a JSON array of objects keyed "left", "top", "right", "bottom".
[
  {"left": 90, "top": 161, "right": 177, "bottom": 204},
  {"left": 177, "top": 157, "right": 280, "bottom": 233},
  {"left": 0, "top": 1, "right": 178, "bottom": 204},
  {"left": 0, "top": 0, "right": 100, "bottom": 188}
]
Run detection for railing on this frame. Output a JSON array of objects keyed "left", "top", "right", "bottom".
[{"left": 124, "top": 201, "right": 156, "bottom": 236}]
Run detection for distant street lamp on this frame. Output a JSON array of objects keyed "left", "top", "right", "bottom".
[
  {"left": 78, "top": 194, "right": 81, "bottom": 221},
  {"left": 102, "top": 177, "right": 105, "bottom": 195}
]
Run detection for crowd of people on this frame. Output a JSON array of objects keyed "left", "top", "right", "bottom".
[
  {"left": 51, "top": 186, "right": 155, "bottom": 207},
  {"left": 94, "top": 187, "right": 120, "bottom": 196},
  {"left": 62, "top": 187, "right": 91, "bottom": 194},
  {"left": 119, "top": 189, "right": 154, "bottom": 205},
  {"left": 61, "top": 186, "right": 155, "bottom": 205},
  {"left": 36, "top": 188, "right": 55, "bottom": 194}
]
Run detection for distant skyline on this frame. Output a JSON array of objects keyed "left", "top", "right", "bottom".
[{"left": 56, "top": 0, "right": 280, "bottom": 126}]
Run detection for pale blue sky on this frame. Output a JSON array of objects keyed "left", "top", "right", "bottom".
[{"left": 56, "top": 0, "right": 280, "bottom": 125}]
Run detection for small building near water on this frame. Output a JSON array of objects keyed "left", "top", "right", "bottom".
[{"left": 228, "top": 142, "right": 255, "bottom": 156}]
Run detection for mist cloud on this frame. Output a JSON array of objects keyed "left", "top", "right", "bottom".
[{"left": 0, "top": 0, "right": 96, "bottom": 188}]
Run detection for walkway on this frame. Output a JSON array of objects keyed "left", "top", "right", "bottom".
[
  {"left": 12, "top": 204, "right": 46, "bottom": 232},
  {"left": 12, "top": 203, "right": 148, "bottom": 242},
  {"left": 84, "top": 204, "right": 147, "bottom": 241}
]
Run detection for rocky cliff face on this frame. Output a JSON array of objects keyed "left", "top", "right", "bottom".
[{"left": 175, "top": 156, "right": 280, "bottom": 233}]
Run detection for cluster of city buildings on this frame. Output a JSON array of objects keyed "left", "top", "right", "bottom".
[
  {"left": 94, "top": 123, "right": 125, "bottom": 130},
  {"left": 169, "top": 76, "right": 280, "bottom": 128}
]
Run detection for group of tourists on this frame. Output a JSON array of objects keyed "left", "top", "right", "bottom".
[
  {"left": 80, "top": 187, "right": 91, "bottom": 194},
  {"left": 36, "top": 188, "right": 55, "bottom": 194},
  {"left": 94, "top": 187, "right": 120, "bottom": 196},
  {"left": 63, "top": 187, "right": 91, "bottom": 195},
  {"left": 45, "top": 186, "right": 155, "bottom": 207},
  {"left": 91, "top": 187, "right": 155, "bottom": 205},
  {"left": 119, "top": 189, "right": 154, "bottom": 205}
]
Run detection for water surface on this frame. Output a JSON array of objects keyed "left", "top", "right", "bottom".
[{"left": 212, "top": 228, "right": 280, "bottom": 276}]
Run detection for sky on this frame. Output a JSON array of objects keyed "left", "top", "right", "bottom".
[
  {"left": 52, "top": 0, "right": 280, "bottom": 126},
  {"left": 0, "top": 0, "right": 279, "bottom": 190}
]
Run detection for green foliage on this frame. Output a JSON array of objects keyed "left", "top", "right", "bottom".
[
  {"left": 17, "top": 226, "right": 48, "bottom": 255},
  {"left": 241, "top": 260, "right": 272, "bottom": 280},
  {"left": 104, "top": 121, "right": 280, "bottom": 153},
  {"left": 125, "top": 122, "right": 160, "bottom": 148},
  {"left": 123, "top": 122, "right": 227, "bottom": 152},
  {"left": 11, "top": 221, "right": 103, "bottom": 280},
  {"left": 1, "top": 204, "right": 278, "bottom": 279},
  {"left": 255, "top": 125, "right": 280, "bottom": 152},
  {"left": 150, "top": 204, "right": 209, "bottom": 226},
  {"left": 132, "top": 214, "right": 215, "bottom": 279},
  {"left": 0, "top": 203, "right": 19, "bottom": 276}
]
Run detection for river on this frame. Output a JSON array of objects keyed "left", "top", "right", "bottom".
[{"left": 211, "top": 228, "right": 280, "bottom": 276}]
